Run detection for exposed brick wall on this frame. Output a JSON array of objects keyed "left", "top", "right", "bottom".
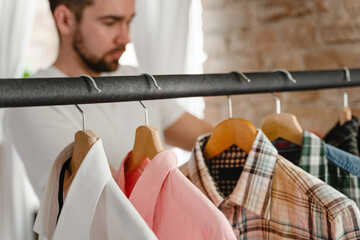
[{"left": 203, "top": 0, "right": 360, "bottom": 136}]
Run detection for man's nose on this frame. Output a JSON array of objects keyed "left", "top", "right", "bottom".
[{"left": 115, "top": 24, "right": 130, "bottom": 46}]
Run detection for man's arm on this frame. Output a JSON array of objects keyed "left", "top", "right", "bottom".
[{"left": 164, "top": 112, "right": 213, "bottom": 151}]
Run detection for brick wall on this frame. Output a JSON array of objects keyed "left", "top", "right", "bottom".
[{"left": 202, "top": 0, "right": 360, "bottom": 136}]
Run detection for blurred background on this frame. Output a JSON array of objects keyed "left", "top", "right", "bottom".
[{"left": 201, "top": 0, "right": 360, "bottom": 136}]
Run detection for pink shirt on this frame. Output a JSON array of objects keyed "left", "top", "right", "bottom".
[
  {"left": 124, "top": 155, "right": 151, "bottom": 198},
  {"left": 116, "top": 150, "right": 236, "bottom": 240}
]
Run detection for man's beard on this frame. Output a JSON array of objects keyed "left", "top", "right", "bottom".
[{"left": 73, "top": 30, "right": 123, "bottom": 73}]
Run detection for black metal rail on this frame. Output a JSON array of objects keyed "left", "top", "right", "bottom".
[{"left": 1, "top": 69, "right": 360, "bottom": 108}]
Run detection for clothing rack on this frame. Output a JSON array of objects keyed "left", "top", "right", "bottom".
[{"left": 1, "top": 68, "right": 360, "bottom": 108}]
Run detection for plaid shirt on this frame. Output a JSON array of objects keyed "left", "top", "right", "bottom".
[
  {"left": 299, "top": 130, "right": 360, "bottom": 207},
  {"left": 324, "top": 116, "right": 360, "bottom": 156},
  {"left": 180, "top": 130, "right": 360, "bottom": 239}
]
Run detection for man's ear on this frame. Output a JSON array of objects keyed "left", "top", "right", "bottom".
[{"left": 53, "top": 5, "right": 77, "bottom": 35}]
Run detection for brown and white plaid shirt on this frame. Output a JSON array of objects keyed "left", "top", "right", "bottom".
[{"left": 180, "top": 130, "right": 360, "bottom": 239}]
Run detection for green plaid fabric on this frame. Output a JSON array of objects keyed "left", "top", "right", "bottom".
[
  {"left": 180, "top": 130, "right": 360, "bottom": 239},
  {"left": 324, "top": 116, "right": 360, "bottom": 156},
  {"left": 299, "top": 130, "right": 360, "bottom": 207}
]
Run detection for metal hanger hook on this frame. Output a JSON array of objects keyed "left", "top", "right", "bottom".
[
  {"left": 74, "top": 74, "right": 101, "bottom": 130},
  {"left": 343, "top": 66, "right": 351, "bottom": 108},
  {"left": 239, "top": 72, "right": 251, "bottom": 83},
  {"left": 226, "top": 72, "right": 249, "bottom": 119},
  {"left": 272, "top": 69, "right": 297, "bottom": 84},
  {"left": 142, "top": 73, "right": 161, "bottom": 90},
  {"left": 270, "top": 93, "right": 281, "bottom": 114},
  {"left": 139, "top": 100, "right": 149, "bottom": 126},
  {"left": 227, "top": 95, "right": 233, "bottom": 119},
  {"left": 77, "top": 74, "right": 102, "bottom": 92},
  {"left": 343, "top": 88, "right": 349, "bottom": 108},
  {"left": 139, "top": 74, "right": 161, "bottom": 125},
  {"left": 75, "top": 104, "right": 86, "bottom": 130},
  {"left": 231, "top": 71, "right": 251, "bottom": 83},
  {"left": 344, "top": 66, "right": 351, "bottom": 82}
]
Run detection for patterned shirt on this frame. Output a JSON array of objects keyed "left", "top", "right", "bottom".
[
  {"left": 180, "top": 130, "right": 360, "bottom": 239},
  {"left": 297, "top": 130, "right": 360, "bottom": 207},
  {"left": 206, "top": 141, "right": 248, "bottom": 197},
  {"left": 324, "top": 116, "right": 360, "bottom": 156}
]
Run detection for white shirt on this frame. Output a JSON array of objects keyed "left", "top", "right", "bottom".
[
  {"left": 34, "top": 138, "right": 157, "bottom": 240},
  {"left": 3, "top": 65, "right": 186, "bottom": 198}
]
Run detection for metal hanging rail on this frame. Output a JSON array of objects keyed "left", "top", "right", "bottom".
[{"left": 1, "top": 68, "right": 360, "bottom": 108}]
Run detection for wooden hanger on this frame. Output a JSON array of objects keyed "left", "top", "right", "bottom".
[
  {"left": 63, "top": 76, "right": 102, "bottom": 192},
  {"left": 203, "top": 95, "right": 257, "bottom": 160},
  {"left": 63, "top": 130, "right": 98, "bottom": 191},
  {"left": 261, "top": 112, "right": 303, "bottom": 146},
  {"left": 339, "top": 106, "right": 352, "bottom": 125},
  {"left": 125, "top": 74, "right": 164, "bottom": 176},
  {"left": 203, "top": 118, "right": 257, "bottom": 160},
  {"left": 63, "top": 103, "right": 98, "bottom": 192},
  {"left": 261, "top": 71, "right": 303, "bottom": 146},
  {"left": 125, "top": 125, "right": 163, "bottom": 176}
]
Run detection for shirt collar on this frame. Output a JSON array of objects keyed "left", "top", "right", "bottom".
[
  {"left": 325, "top": 143, "right": 360, "bottom": 177},
  {"left": 298, "top": 130, "right": 327, "bottom": 175},
  {"left": 34, "top": 139, "right": 111, "bottom": 240},
  {"left": 117, "top": 150, "right": 178, "bottom": 229},
  {"left": 189, "top": 130, "right": 278, "bottom": 219}
]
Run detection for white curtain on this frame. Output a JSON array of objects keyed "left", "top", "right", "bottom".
[
  {"left": 0, "top": 0, "right": 35, "bottom": 78},
  {"left": 132, "top": 0, "right": 206, "bottom": 165},
  {"left": 132, "top": 0, "right": 191, "bottom": 74},
  {"left": 0, "top": 0, "right": 38, "bottom": 239}
]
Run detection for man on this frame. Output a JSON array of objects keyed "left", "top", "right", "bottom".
[{"left": 4, "top": 0, "right": 212, "bottom": 198}]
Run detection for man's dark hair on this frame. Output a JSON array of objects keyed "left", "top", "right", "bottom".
[{"left": 49, "top": 0, "right": 94, "bottom": 21}]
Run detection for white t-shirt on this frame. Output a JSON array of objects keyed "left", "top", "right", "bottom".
[{"left": 3, "top": 65, "right": 186, "bottom": 198}]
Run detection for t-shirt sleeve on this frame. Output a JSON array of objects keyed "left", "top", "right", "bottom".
[
  {"left": 157, "top": 99, "right": 187, "bottom": 130},
  {"left": 3, "top": 106, "right": 78, "bottom": 198}
]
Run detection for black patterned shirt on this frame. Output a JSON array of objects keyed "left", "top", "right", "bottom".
[{"left": 324, "top": 116, "right": 360, "bottom": 156}]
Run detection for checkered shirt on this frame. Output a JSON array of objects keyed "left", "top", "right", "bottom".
[
  {"left": 300, "top": 130, "right": 360, "bottom": 207},
  {"left": 205, "top": 138, "right": 248, "bottom": 197},
  {"left": 324, "top": 116, "right": 360, "bottom": 156},
  {"left": 180, "top": 130, "right": 360, "bottom": 239}
]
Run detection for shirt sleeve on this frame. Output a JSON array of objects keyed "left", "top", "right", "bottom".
[
  {"left": 3, "top": 106, "right": 79, "bottom": 198},
  {"left": 331, "top": 200, "right": 360, "bottom": 239},
  {"left": 157, "top": 99, "right": 187, "bottom": 130}
]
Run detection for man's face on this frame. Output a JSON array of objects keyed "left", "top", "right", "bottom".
[{"left": 72, "top": 0, "right": 135, "bottom": 73}]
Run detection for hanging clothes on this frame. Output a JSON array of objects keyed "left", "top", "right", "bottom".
[
  {"left": 274, "top": 130, "right": 360, "bottom": 207},
  {"left": 325, "top": 143, "right": 360, "bottom": 178},
  {"left": 115, "top": 150, "right": 237, "bottom": 240},
  {"left": 0, "top": 143, "right": 39, "bottom": 240},
  {"left": 3, "top": 65, "right": 187, "bottom": 199},
  {"left": 324, "top": 116, "right": 360, "bottom": 156},
  {"left": 34, "top": 139, "right": 157, "bottom": 240},
  {"left": 180, "top": 130, "right": 360, "bottom": 239}
]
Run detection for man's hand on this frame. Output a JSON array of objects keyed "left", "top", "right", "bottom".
[{"left": 164, "top": 112, "right": 213, "bottom": 151}]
